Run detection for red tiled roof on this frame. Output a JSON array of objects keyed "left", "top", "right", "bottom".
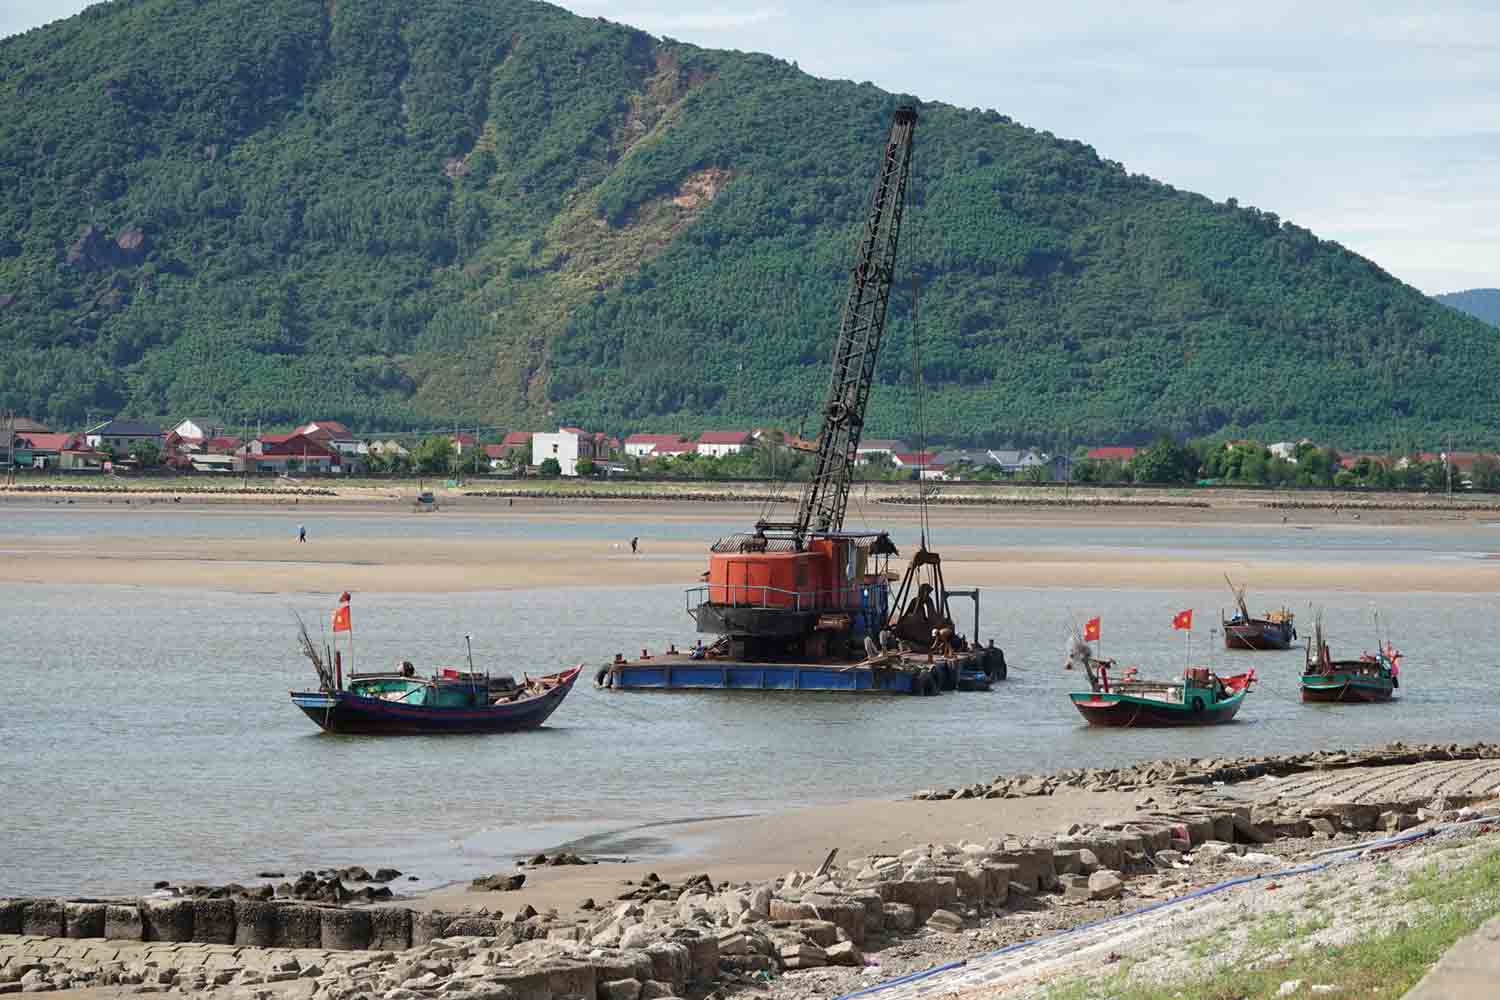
[
  {"left": 697, "top": 431, "right": 751, "bottom": 445},
  {"left": 300, "top": 420, "right": 353, "bottom": 438},
  {"left": 1087, "top": 447, "right": 1138, "bottom": 461},
  {"left": 501, "top": 431, "right": 533, "bottom": 447},
  {"left": 452, "top": 433, "right": 477, "bottom": 446},
  {"left": 15, "top": 433, "right": 77, "bottom": 451},
  {"left": 204, "top": 436, "right": 241, "bottom": 453}
]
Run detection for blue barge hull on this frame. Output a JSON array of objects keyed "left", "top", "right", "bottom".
[
  {"left": 607, "top": 661, "right": 921, "bottom": 693},
  {"left": 597, "top": 648, "right": 1005, "bottom": 695}
]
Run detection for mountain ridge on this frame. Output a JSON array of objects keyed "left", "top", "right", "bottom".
[
  {"left": 1437, "top": 289, "right": 1500, "bottom": 329},
  {"left": 2, "top": 0, "right": 1497, "bottom": 448}
]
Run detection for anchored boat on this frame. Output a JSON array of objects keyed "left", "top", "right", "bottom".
[
  {"left": 1065, "top": 638, "right": 1254, "bottom": 727},
  {"left": 597, "top": 105, "right": 1005, "bottom": 696},
  {"left": 289, "top": 595, "right": 579, "bottom": 734},
  {"left": 1221, "top": 575, "right": 1296, "bottom": 650},
  {"left": 1300, "top": 616, "right": 1399, "bottom": 704}
]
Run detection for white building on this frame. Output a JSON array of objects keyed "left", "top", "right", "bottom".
[
  {"left": 856, "top": 439, "right": 909, "bottom": 464},
  {"left": 623, "top": 433, "right": 691, "bottom": 458},
  {"left": 695, "top": 431, "right": 754, "bottom": 457},
  {"left": 532, "top": 427, "right": 612, "bottom": 476}
]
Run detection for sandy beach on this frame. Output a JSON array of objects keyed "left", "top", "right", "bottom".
[
  {"left": 413, "top": 787, "right": 1143, "bottom": 917},
  {"left": 2, "top": 494, "right": 1498, "bottom": 593}
]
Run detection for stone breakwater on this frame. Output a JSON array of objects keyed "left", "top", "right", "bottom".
[
  {"left": 914, "top": 741, "right": 1500, "bottom": 801},
  {"left": 10, "top": 765, "right": 1499, "bottom": 1000},
  {"left": 0, "top": 484, "right": 338, "bottom": 497}
]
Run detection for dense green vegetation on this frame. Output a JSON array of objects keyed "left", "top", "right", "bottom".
[
  {"left": 1436, "top": 289, "right": 1500, "bottom": 328},
  {"left": 4, "top": 0, "right": 1499, "bottom": 448}
]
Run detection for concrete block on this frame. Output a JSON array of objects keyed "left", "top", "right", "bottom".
[
  {"left": 1210, "top": 814, "right": 1234, "bottom": 843},
  {"left": 669, "top": 929, "right": 718, "bottom": 984},
  {"left": 808, "top": 899, "right": 864, "bottom": 946},
  {"left": 141, "top": 899, "right": 194, "bottom": 942},
  {"left": 104, "top": 903, "right": 143, "bottom": 941},
  {"left": 535, "top": 957, "right": 595, "bottom": 999},
  {"left": 320, "top": 907, "right": 371, "bottom": 951},
  {"left": 20, "top": 899, "right": 63, "bottom": 938},
  {"left": 882, "top": 902, "right": 917, "bottom": 932},
  {"left": 190, "top": 899, "right": 235, "bottom": 945},
  {"left": 778, "top": 941, "right": 827, "bottom": 969},
  {"left": 63, "top": 902, "right": 105, "bottom": 939},
  {"left": 484, "top": 966, "right": 550, "bottom": 1000},
  {"left": 844, "top": 890, "right": 885, "bottom": 933},
  {"left": 644, "top": 941, "right": 690, "bottom": 992},
  {"left": 881, "top": 878, "right": 957, "bottom": 922},
  {"left": 0, "top": 900, "right": 24, "bottom": 935},
  {"left": 409, "top": 910, "right": 446, "bottom": 947},
  {"left": 1231, "top": 815, "right": 1275, "bottom": 845},
  {"left": 767, "top": 899, "right": 816, "bottom": 921},
  {"left": 601, "top": 978, "right": 643, "bottom": 1000},
  {"left": 232, "top": 900, "right": 276, "bottom": 948},
  {"left": 367, "top": 907, "right": 411, "bottom": 952},
  {"left": 795, "top": 919, "right": 840, "bottom": 947},
  {"left": 272, "top": 904, "right": 322, "bottom": 950}
]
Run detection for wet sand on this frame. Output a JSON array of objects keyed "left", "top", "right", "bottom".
[
  {"left": 1, "top": 497, "right": 1497, "bottom": 593},
  {"left": 413, "top": 787, "right": 1142, "bottom": 917}
]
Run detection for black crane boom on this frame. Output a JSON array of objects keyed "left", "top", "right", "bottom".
[{"left": 761, "top": 105, "right": 918, "bottom": 542}]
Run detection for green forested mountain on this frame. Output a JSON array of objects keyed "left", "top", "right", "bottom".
[
  {"left": 2, "top": 0, "right": 1498, "bottom": 447},
  {"left": 1437, "top": 289, "right": 1500, "bottom": 329}
]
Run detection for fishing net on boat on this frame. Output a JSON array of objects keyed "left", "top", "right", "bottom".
[{"left": 294, "top": 612, "right": 335, "bottom": 692}]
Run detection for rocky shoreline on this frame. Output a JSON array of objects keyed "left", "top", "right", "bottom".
[
  {"left": 914, "top": 741, "right": 1500, "bottom": 801},
  {"left": 6, "top": 748, "right": 1499, "bottom": 999}
]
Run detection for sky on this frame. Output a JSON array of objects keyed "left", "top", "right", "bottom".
[{"left": 5, "top": 1, "right": 1496, "bottom": 295}]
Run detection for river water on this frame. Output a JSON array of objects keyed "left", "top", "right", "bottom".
[{"left": 1, "top": 507, "right": 1496, "bottom": 897}]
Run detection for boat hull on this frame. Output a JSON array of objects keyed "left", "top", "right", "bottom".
[
  {"left": 291, "top": 668, "right": 579, "bottom": 734},
  {"left": 1300, "top": 674, "right": 1395, "bottom": 703},
  {"left": 599, "top": 648, "right": 1001, "bottom": 695},
  {"left": 1223, "top": 619, "right": 1295, "bottom": 650},
  {"left": 1069, "top": 691, "right": 1245, "bottom": 727}
]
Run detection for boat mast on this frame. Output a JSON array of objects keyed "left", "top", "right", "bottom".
[{"left": 759, "top": 105, "right": 918, "bottom": 544}]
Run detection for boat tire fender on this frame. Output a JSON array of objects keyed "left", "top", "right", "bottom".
[
  {"left": 594, "top": 667, "right": 610, "bottom": 688},
  {"left": 991, "top": 648, "right": 1008, "bottom": 681},
  {"left": 1191, "top": 696, "right": 1205, "bottom": 713},
  {"left": 920, "top": 673, "right": 938, "bottom": 696}
]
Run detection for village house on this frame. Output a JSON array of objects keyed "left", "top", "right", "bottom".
[
  {"left": 855, "top": 439, "right": 909, "bottom": 464},
  {"left": 171, "top": 418, "right": 224, "bottom": 443},
  {"left": 240, "top": 433, "right": 341, "bottom": 474},
  {"left": 532, "top": 427, "right": 615, "bottom": 476},
  {"left": 12, "top": 432, "right": 81, "bottom": 469},
  {"left": 695, "top": 431, "right": 755, "bottom": 457},
  {"left": 892, "top": 451, "right": 946, "bottom": 480},
  {"left": 298, "top": 420, "right": 361, "bottom": 457},
  {"left": 58, "top": 444, "right": 108, "bottom": 471},
  {"left": 623, "top": 433, "right": 692, "bottom": 458},
  {"left": 1086, "top": 446, "right": 1138, "bottom": 463},
  {"left": 85, "top": 419, "right": 164, "bottom": 455}
]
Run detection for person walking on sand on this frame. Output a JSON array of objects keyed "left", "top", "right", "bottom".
[
  {"left": 630, "top": 536, "right": 639, "bottom": 554},
  {"left": 297, "top": 524, "right": 307, "bottom": 543}
]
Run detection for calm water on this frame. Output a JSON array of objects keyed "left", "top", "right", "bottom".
[{"left": 1, "top": 508, "right": 1497, "bottom": 897}]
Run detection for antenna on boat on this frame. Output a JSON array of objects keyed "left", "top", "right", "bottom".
[{"left": 465, "top": 633, "right": 474, "bottom": 673}]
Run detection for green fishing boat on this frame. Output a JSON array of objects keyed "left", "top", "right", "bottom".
[
  {"left": 1066, "top": 639, "right": 1255, "bottom": 727},
  {"left": 1301, "top": 618, "right": 1399, "bottom": 704}
]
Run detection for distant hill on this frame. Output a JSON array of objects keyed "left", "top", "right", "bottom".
[
  {"left": 4, "top": 0, "right": 1500, "bottom": 447},
  {"left": 1436, "top": 289, "right": 1500, "bottom": 329}
]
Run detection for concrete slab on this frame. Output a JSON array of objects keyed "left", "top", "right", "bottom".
[{"left": 1403, "top": 914, "right": 1500, "bottom": 1000}]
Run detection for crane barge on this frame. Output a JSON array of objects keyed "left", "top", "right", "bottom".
[{"left": 597, "top": 105, "right": 1005, "bottom": 695}]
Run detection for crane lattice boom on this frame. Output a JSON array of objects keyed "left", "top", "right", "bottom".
[{"left": 761, "top": 105, "right": 918, "bottom": 541}]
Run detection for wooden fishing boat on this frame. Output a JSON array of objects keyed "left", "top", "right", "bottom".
[
  {"left": 291, "top": 667, "right": 580, "bottom": 735},
  {"left": 1221, "top": 576, "right": 1296, "bottom": 650},
  {"left": 1065, "top": 638, "right": 1253, "bottom": 727},
  {"left": 1301, "top": 618, "right": 1398, "bottom": 704},
  {"left": 289, "top": 603, "right": 579, "bottom": 734}
]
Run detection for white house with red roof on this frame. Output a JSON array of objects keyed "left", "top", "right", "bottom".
[
  {"left": 623, "top": 432, "right": 692, "bottom": 458},
  {"left": 242, "top": 432, "right": 341, "bottom": 474},
  {"left": 695, "top": 430, "right": 755, "bottom": 458},
  {"left": 297, "top": 420, "right": 361, "bottom": 458}
]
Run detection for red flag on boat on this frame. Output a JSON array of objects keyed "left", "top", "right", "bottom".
[
  {"left": 332, "top": 594, "right": 351, "bottom": 633},
  {"left": 1083, "top": 617, "right": 1101, "bottom": 642},
  {"left": 1172, "top": 609, "right": 1193, "bottom": 631}
]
